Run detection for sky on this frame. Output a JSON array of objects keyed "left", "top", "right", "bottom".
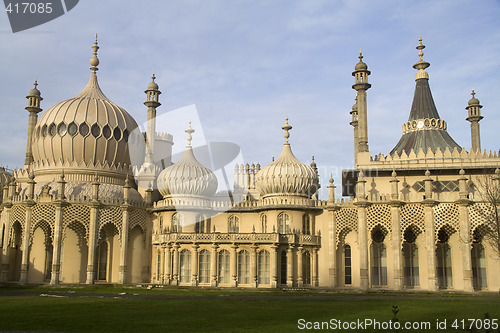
[{"left": 1, "top": 0, "right": 499, "bottom": 199}]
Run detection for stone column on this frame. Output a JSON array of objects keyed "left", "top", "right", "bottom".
[
  {"left": 270, "top": 244, "right": 278, "bottom": 288},
  {"left": 164, "top": 244, "right": 171, "bottom": 285},
  {"left": 86, "top": 176, "right": 100, "bottom": 284},
  {"left": 119, "top": 205, "right": 130, "bottom": 284},
  {"left": 250, "top": 244, "right": 258, "bottom": 287},
  {"left": 50, "top": 203, "right": 64, "bottom": 285},
  {"left": 19, "top": 201, "right": 34, "bottom": 284},
  {"left": 191, "top": 244, "right": 199, "bottom": 286},
  {"left": 355, "top": 202, "right": 370, "bottom": 290},
  {"left": 457, "top": 169, "right": 473, "bottom": 292},
  {"left": 326, "top": 204, "right": 339, "bottom": 287},
  {"left": 230, "top": 243, "right": 238, "bottom": 287},
  {"left": 158, "top": 246, "right": 165, "bottom": 284},
  {"left": 286, "top": 245, "right": 294, "bottom": 287},
  {"left": 312, "top": 248, "right": 319, "bottom": 287},
  {"left": 211, "top": 243, "right": 218, "bottom": 287},
  {"left": 297, "top": 246, "right": 303, "bottom": 287},
  {"left": 390, "top": 202, "right": 403, "bottom": 290},
  {"left": 423, "top": 201, "right": 438, "bottom": 291},
  {"left": 172, "top": 244, "right": 179, "bottom": 285},
  {"left": 0, "top": 186, "right": 12, "bottom": 283}
]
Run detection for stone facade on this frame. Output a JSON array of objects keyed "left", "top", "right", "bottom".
[{"left": 1, "top": 37, "right": 498, "bottom": 291}]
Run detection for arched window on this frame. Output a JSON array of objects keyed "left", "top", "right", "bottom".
[
  {"left": 261, "top": 215, "right": 267, "bottom": 233},
  {"left": 97, "top": 241, "right": 108, "bottom": 281},
  {"left": 403, "top": 229, "right": 419, "bottom": 287},
  {"left": 238, "top": 250, "right": 250, "bottom": 284},
  {"left": 280, "top": 250, "right": 287, "bottom": 285},
  {"left": 472, "top": 242, "right": 487, "bottom": 289},
  {"left": 370, "top": 228, "right": 387, "bottom": 286},
  {"left": 195, "top": 215, "right": 205, "bottom": 234},
  {"left": 258, "top": 250, "right": 270, "bottom": 285},
  {"left": 179, "top": 249, "right": 191, "bottom": 283},
  {"left": 302, "top": 214, "right": 311, "bottom": 235},
  {"left": 436, "top": 229, "right": 452, "bottom": 288},
  {"left": 218, "top": 250, "right": 230, "bottom": 284},
  {"left": 198, "top": 250, "right": 211, "bottom": 284},
  {"left": 172, "top": 213, "right": 183, "bottom": 233},
  {"left": 302, "top": 251, "right": 311, "bottom": 285},
  {"left": 159, "top": 216, "right": 163, "bottom": 233},
  {"left": 278, "top": 213, "right": 290, "bottom": 234},
  {"left": 228, "top": 216, "right": 239, "bottom": 233},
  {"left": 344, "top": 244, "right": 352, "bottom": 285}
]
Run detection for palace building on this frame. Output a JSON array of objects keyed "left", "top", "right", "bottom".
[{"left": 1, "top": 37, "right": 499, "bottom": 291}]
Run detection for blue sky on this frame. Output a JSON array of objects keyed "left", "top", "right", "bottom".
[{"left": 1, "top": 0, "right": 499, "bottom": 199}]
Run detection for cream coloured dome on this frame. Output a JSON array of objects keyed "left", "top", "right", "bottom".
[
  {"left": 157, "top": 123, "right": 217, "bottom": 198},
  {"left": 256, "top": 118, "right": 318, "bottom": 198},
  {"left": 31, "top": 38, "right": 139, "bottom": 182}
]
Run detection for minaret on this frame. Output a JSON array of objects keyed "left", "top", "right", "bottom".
[
  {"left": 24, "top": 79, "right": 43, "bottom": 167},
  {"left": 350, "top": 98, "right": 359, "bottom": 166},
  {"left": 465, "top": 89, "right": 483, "bottom": 152},
  {"left": 352, "top": 51, "right": 371, "bottom": 162},
  {"left": 144, "top": 73, "right": 161, "bottom": 166}
]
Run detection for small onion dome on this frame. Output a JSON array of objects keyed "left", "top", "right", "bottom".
[
  {"left": 29, "top": 80, "right": 41, "bottom": 97},
  {"left": 147, "top": 74, "right": 159, "bottom": 90},
  {"left": 354, "top": 51, "right": 368, "bottom": 71},
  {"left": 157, "top": 122, "right": 218, "bottom": 198},
  {"left": 255, "top": 118, "right": 318, "bottom": 198},
  {"left": 468, "top": 89, "right": 480, "bottom": 106}
]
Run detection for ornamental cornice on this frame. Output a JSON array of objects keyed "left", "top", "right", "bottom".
[{"left": 402, "top": 118, "right": 447, "bottom": 134}]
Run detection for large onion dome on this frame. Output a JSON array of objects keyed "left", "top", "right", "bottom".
[
  {"left": 157, "top": 122, "right": 217, "bottom": 198},
  {"left": 31, "top": 37, "right": 139, "bottom": 184},
  {"left": 256, "top": 118, "right": 318, "bottom": 198}
]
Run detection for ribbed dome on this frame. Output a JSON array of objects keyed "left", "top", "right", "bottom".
[
  {"left": 255, "top": 119, "right": 318, "bottom": 198},
  {"left": 157, "top": 123, "right": 217, "bottom": 198},
  {"left": 31, "top": 39, "right": 139, "bottom": 180}
]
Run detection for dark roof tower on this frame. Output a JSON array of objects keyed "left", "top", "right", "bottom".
[{"left": 390, "top": 38, "right": 461, "bottom": 156}]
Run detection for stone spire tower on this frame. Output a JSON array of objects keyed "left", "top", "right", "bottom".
[
  {"left": 350, "top": 98, "right": 359, "bottom": 166},
  {"left": 390, "top": 37, "right": 460, "bottom": 156},
  {"left": 465, "top": 89, "right": 483, "bottom": 152},
  {"left": 352, "top": 51, "right": 371, "bottom": 164},
  {"left": 144, "top": 73, "right": 161, "bottom": 166},
  {"left": 24, "top": 79, "right": 43, "bottom": 167}
]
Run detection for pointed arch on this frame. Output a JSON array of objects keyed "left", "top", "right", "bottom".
[
  {"left": 28, "top": 220, "right": 52, "bottom": 284},
  {"left": 127, "top": 225, "right": 145, "bottom": 283},
  {"left": 60, "top": 220, "right": 88, "bottom": 283}
]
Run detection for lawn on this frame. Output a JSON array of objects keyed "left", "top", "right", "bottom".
[{"left": 0, "top": 286, "right": 499, "bottom": 332}]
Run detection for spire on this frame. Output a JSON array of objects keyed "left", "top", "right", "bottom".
[
  {"left": 90, "top": 34, "right": 99, "bottom": 74},
  {"left": 185, "top": 121, "right": 195, "bottom": 147},
  {"left": 413, "top": 37, "right": 430, "bottom": 80},
  {"left": 281, "top": 117, "right": 292, "bottom": 144},
  {"left": 466, "top": 89, "right": 483, "bottom": 152},
  {"left": 390, "top": 37, "right": 460, "bottom": 156}
]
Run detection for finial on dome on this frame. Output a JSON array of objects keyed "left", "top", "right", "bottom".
[
  {"left": 471, "top": 89, "right": 475, "bottom": 99},
  {"left": 34, "top": 79, "right": 38, "bottom": 89},
  {"left": 282, "top": 117, "right": 292, "bottom": 144},
  {"left": 185, "top": 121, "right": 195, "bottom": 147},
  {"left": 90, "top": 34, "right": 100, "bottom": 74},
  {"left": 417, "top": 36, "right": 425, "bottom": 61},
  {"left": 359, "top": 49, "right": 363, "bottom": 61},
  {"left": 329, "top": 173, "right": 334, "bottom": 184}
]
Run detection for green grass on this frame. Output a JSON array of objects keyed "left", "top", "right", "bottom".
[{"left": 0, "top": 286, "right": 499, "bottom": 332}]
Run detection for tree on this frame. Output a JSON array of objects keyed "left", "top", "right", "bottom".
[{"left": 473, "top": 169, "right": 500, "bottom": 257}]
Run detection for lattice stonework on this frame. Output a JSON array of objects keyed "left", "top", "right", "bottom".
[
  {"left": 11, "top": 205, "right": 26, "bottom": 226},
  {"left": 32, "top": 204, "right": 55, "bottom": 237},
  {"left": 130, "top": 208, "right": 147, "bottom": 233},
  {"left": 63, "top": 204, "right": 90, "bottom": 242},
  {"left": 433, "top": 203, "right": 459, "bottom": 240},
  {"left": 367, "top": 204, "right": 391, "bottom": 233},
  {"left": 29, "top": 220, "right": 53, "bottom": 246},
  {"left": 400, "top": 204, "right": 425, "bottom": 234},
  {"left": 335, "top": 208, "right": 358, "bottom": 248},
  {"left": 98, "top": 206, "right": 123, "bottom": 235},
  {"left": 468, "top": 203, "right": 495, "bottom": 239}
]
